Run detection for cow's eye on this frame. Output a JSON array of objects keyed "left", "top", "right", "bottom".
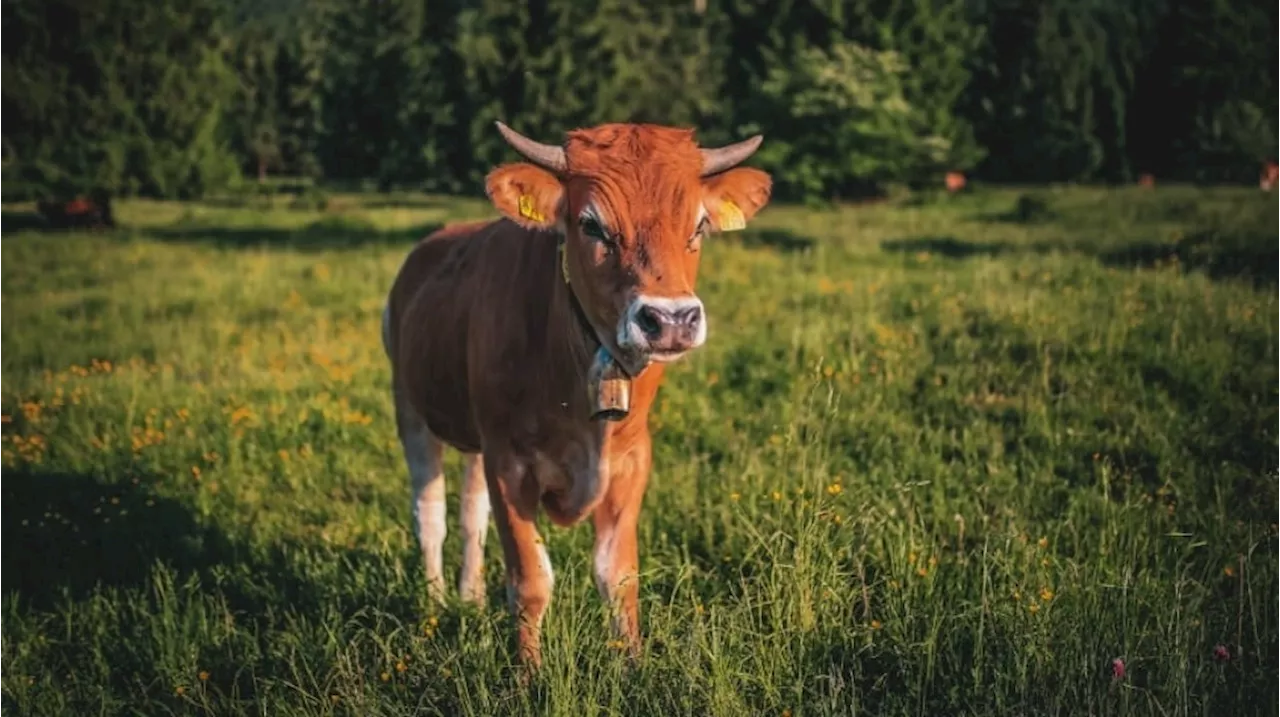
[{"left": 579, "top": 216, "right": 616, "bottom": 250}]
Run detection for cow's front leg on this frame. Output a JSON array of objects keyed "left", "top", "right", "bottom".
[
  {"left": 592, "top": 430, "right": 652, "bottom": 658},
  {"left": 485, "top": 455, "right": 554, "bottom": 667}
]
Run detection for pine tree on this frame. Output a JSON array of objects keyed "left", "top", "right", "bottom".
[{"left": 3, "top": 0, "right": 242, "bottom": 202}]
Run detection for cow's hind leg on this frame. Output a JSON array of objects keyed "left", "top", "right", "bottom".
[
  {"left": 394, "top": 388, "right": 448, "bottom": 603},
  {"left": 458, "top": 453, "right": 490, "bottom": 605},
  {"left": 384, "top": 304, "right": 449, "bottom": 602}
]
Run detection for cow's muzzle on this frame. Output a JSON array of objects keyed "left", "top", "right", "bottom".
[{"left": 619, "top": 295, "right": 707, "bottom": 363}]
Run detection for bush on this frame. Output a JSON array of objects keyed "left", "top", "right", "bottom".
[{"left": 747, "top": 42, "right": 952, "bottom": 201}]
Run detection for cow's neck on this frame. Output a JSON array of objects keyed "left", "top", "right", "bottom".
[
  {"left": 547, "top": 234, "right": 661, "bottom": 430},
  {"left": 551, "top": 235, "right": 603, "bottom": 384}
]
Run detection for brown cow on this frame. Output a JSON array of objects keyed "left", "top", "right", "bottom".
[
  {"left": 1260, "top": 160, "right": 1277, "bottom": 192},
  {"left": 36, "top": 191, "right": 115, "bottom": 229},
  {"left": 382, "top": 122, "right": 772, "bottom": 666}
]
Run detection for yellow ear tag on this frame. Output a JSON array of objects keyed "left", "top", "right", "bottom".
[
  {"left": 717, "top": 200, "right": 746, "bottom": 232},
  {"left": 518, "top": 194, "right": 546, "bottom": 223}
]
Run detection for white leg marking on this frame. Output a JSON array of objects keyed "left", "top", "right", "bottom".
[
  {"left": 593, "top": 525, "right": 618, "bottom": 600},
  {"left": 396, "top": 389, "right": 447, "bottom": 602},
  {"left": 593, "top": 524, "right": 632, "bottom": 637},
  {"left": 458, "top": 453, "right": 490, "bottom": 604},
  {"left": 533, "top": 541, "right": 555, "bottom": 631},
  {"left": 537, "top": 542, "right": 555, "bottom": 591}
]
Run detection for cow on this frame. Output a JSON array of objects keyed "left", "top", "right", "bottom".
[
  {"left": 381, "top": 121, "right": 773, "bottom": 666},
  {"left": 1260, "top": 160, "right": 1277, "bottom": 192},
  {"left": 36, "top": 191, "right": 115, "bottom": 230}
]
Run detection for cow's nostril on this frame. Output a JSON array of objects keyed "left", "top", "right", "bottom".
[
  {"left": 635, "top": 305, "right": 665, "bottom": 340},
  {"left": 675, "top": 305, "right": 702, "bottom": 327}
]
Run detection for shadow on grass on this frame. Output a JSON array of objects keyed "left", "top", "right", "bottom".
[
  {"left": 0, "top": 469, "right": 431, "bottom": 622},
  {"left": 360, "top": 195, "right": 467, "bottom": 211},
  {"left": 140, "top": 219, "right": 445, "bottom": 251},
  {"left": 1, "top": 470, "right": 243, "bottom": 609},
  {"left": 1097, "top": 229, "right": 1278, "bottom": 286},
  {"left": 726, "top": 228, "right": 817, "bottom": 253},
  {"left": 881, "top": 228, "right": 1278, "bottom": 286},
  {"left": 1, "top": 467, "right": 473, "bottom": 711},
  {"left": 975, "top": 192, "right": 1061, "bottom": 225},
  {"left": 880, "top": 236, "right": 1013, "bottom": 259},
  {"left": 2, "top": 208, "right": 444, "bottom": 252},
  {"left": 2, "top": 210, "right": 70, "bottom": 233}
]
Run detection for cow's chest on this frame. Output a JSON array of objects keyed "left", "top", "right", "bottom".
[
  {"left": 514, "top": 419, "right": 613, "bottom": 524},
  {"left": 530, "top": 428, "right": 606, "bottom": 494}
]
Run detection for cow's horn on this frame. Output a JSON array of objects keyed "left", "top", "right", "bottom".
[
  {"left": 700, "top": 134, "right": 764, "bottom": 176},
  {"left": 495, "top": 121, "right": 568, "bottom": 174}
]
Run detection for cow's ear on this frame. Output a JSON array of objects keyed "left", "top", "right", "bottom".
[
  {"left": 701, "top": 167, "right": 772, "bottom": 233},
  {"left": 486, "top": 163, "right": 564, "bottom": 230}
]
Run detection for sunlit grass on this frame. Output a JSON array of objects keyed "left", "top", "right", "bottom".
[{"left": 2, "top": 186, "right": 1276, "bottom": 715}]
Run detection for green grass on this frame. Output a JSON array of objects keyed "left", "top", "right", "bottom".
[{"left": 2, "top": 185, "right": 1276, "bottom": 716}]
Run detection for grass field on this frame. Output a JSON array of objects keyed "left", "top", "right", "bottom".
[{"left": 2, "top": 185, "right": 1276, "bottom": 716}]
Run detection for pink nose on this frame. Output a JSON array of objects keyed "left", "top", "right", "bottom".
[{"left": 629, "top": 298, "right": 705, "bottom": 353}]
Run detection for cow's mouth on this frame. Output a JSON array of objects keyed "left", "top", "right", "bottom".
[{"left": 648, "top": 349, "right": 689, "bottom": 363}]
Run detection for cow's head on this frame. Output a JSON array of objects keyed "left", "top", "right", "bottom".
[{"left": 485, "top": 122, "right": 772, "bottom": 375}]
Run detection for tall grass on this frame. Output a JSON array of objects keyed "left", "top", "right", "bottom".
[{"left": 2, "top": 185, "right": 1276, "bottom": 715}]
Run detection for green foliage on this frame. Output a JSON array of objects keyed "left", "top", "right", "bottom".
[
  {"left": 454, "top": 0, "right": 718, "bottom": 187},
  {"left": 2, "top": 0, "right": 242, "bottom": 200},
  {"left": 750, "top": 42, "right": 950, "bottom": 199},
  {"left": 1129, "top": 0, "right": 1278, "bottom": 182},
  {"left": 859, "top": 0, "right": 988, "bottom": 174},
  {"left": 962, "top": 0, "right": 1151, "bottom": 182},
  {"left": 313, "top": 0, "right": 456, "bottom": 189},
  {"left": 1183, "top": 100, "right": 1278, "bottom": 183},
  {"left": 2, "top": 0, "right": 1277, "bottom": 201}
]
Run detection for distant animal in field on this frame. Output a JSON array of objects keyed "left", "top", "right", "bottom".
[
  {"left": 945, "top": 171, "right": 966, "bottom": 193},
  {"left": 1138, "top": 173, "right": 1156, "bottom": 188},
  {"left": 36, "top": 191, "right": 115, "bottom": 229},
  {"left": 381, "top": 121, "right": 772, "bottom": 667},
  {"left": 1260, "top": 161, "right": 1277, "bottom": 192}
]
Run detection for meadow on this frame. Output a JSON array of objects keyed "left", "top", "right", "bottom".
[{"left": 1, "top": 185, "right": 1276, "bottom": 716}]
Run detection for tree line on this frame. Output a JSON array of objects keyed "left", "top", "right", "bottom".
[{"left": 3, "top": 0, "right": 1276, "bottom": 206}]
